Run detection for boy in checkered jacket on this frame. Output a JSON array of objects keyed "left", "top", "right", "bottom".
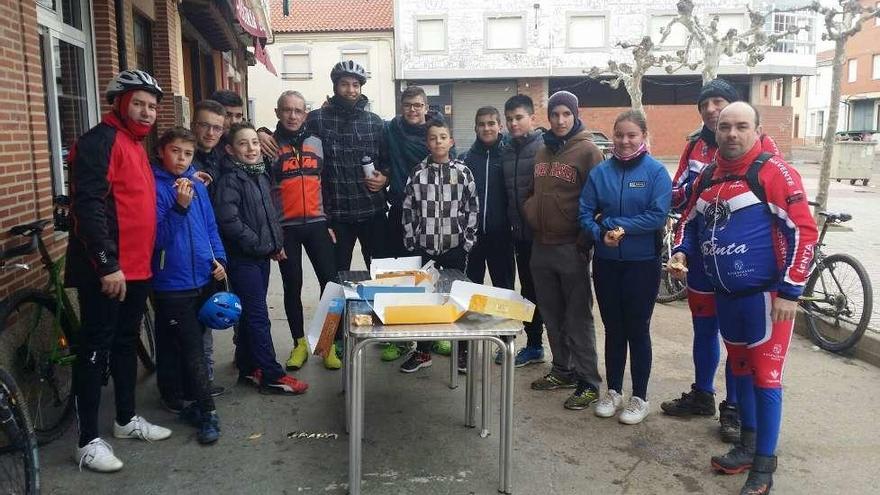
[{"left": 399, "top": 119, "right": 479, "bottom": 373}]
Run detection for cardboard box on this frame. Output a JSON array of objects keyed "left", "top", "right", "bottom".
[
  {"left": 305, "top": 282, "right": 345, "bottom": 351},
  {"left": 372, "top": 280, "right": 535, "bottom": 325}
]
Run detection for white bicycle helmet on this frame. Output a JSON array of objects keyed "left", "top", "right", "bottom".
[
  {"left": 105, "top": 69, "right": 164, "bottom": 104},
  {"left": 330, "top": 60, "right": 367, "bottom": 85}
]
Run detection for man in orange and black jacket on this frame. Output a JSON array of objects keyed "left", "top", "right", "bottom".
[{"left": 262, "top": 90, "right": 338, "bottom": 371}]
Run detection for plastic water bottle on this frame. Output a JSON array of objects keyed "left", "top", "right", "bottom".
[{"left": 361, "top": 155, "right": 376, "bottom": 177}]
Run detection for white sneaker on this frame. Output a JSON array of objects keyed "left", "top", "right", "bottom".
[
  {"left": 619, "top": 396, "right": 650, "bottom": 425},
  {"left": 113, "top": 415, "right": 172, "bottom": 441},
  {"left": 594, "top": 390, "right": 623, "bottom": 418},
  {"left": 75, "top": 438, "right": 123, "bottom": 472}
]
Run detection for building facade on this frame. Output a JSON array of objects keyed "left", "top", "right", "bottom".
[
  {"left": 0, "top": 0, "right": 272, "bottom": 297},
  {"left": 839, "top": 1, "right": 880, "bottom": 134},
  {"left": 248, "top": 0, "right": 396, "bottom": 128},
  {"left": 394, "top": 0, "right": 816, "bottom": 156}
]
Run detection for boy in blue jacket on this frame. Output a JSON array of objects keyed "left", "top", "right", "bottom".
[{"left": 152, "top": 127, "right": 227, "bottom": 444}]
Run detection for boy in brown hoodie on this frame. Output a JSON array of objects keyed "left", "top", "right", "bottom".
[{"left": 523, "top": 91, "right": 604, "bottom": 411}]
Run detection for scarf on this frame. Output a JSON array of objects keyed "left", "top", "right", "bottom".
[
  {"left": 699, "top": 125, "right": 717, "bottom": 148},
  {"left": 542, "top": 118, "right": 583, "bottom": 154},
  {"left": 387, "top": 115, "right": 431, "bottom": 204},
  {"left": 274, "top": 120, "right": 308, "bottom": 147},
  {"left": 232, "top": 159, "right": 266, "bottom": 176},
  {"left": 611, "top": 142, "right": 648, "bottom": 163}
]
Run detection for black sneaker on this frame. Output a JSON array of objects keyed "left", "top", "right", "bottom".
[
  {"left": 719, "top": 400, "right": 741, "bottom": 443},
  {"left": 740, "top": 455, "right": 776, "bottom": 495},
  {"left": 209, "top": 382, "right": 226, "bottom": 397},
  {"left": 660, "top": 384, "right": 716, "bottom": 416},
  {"left": 160, "top": 397, "right": 184, "bottom": 414},
  {"left": 178, "top": 403, "right": 202, "bottom": 428},
  {"left": 400, "top": 351, "right": 432, "bottom": 373},
  {"left": 711, "top": 430, "right": 756, "bottom": 474},
  {"left": 530, "top": 372, "right": 577, "bottom": 391}
]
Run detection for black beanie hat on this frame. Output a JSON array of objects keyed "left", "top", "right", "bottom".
[{"left": 697, "top": 79, "right": 740, "bottom": 107}]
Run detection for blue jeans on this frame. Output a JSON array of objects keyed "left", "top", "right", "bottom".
[{"left": 228, "top": 257, "right": 284, "bottom": 383}]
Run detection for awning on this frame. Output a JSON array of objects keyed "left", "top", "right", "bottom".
[
  {"left": 253, "top": 37, "right": 277, "bottom": 76},
  {"left": 234, "top": 0, "right": 267, "bottom": 38}
]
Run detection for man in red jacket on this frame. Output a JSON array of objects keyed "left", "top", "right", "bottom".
[{"left": 66, "top": 70, "right": 172, "bottom": 473}]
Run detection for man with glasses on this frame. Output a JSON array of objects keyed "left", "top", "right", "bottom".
[{"left": 189, "top": 99, "right": 227, "bottom": 187}]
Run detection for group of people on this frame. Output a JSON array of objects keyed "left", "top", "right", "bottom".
[{"left": 63, "top": 59, "right": 816, "bottom": 495}]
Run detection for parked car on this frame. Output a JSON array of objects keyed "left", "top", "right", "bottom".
[{"left": 588, "top": 130, "right": 612, "bottom": 158}]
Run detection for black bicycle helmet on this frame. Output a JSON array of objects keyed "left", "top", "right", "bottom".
[
  {"left": 330, "top": 60, "right": 367, "bottom": 85},
  {"left": 105, "top": 69, "right": 164, "bottom": 104}
]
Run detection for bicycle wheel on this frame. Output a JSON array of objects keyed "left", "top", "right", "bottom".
[
  {"left": 136, "top": 297, "right": 157, "bottom": 373},
  {"left": 801, "top": 253, "right": 873, "bottom": 352},
  {"left": 0, "top": 368, "right": 40, "bottom": 494},
  {"left": 0, "top": 290, "right": 74, "bottom": 445}
]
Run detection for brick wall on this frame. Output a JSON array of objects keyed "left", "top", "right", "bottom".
[
  {"left": 840, "top": 1, "right": 880, "bottom": 97},
  {"left": 152, "top": 0, "right": 182, "bottom": 133},
  {"left": 516, "top": 78, "right": 549, "bottom": 129},
  {"left": 0, "top": 0, "right": 58, "bottom": 297},
  {"left": 578, "top": 104, "right": 793, "bottom": 158},
  {"left": 92, "top": 0, "right": 120, "bottom": 116}
]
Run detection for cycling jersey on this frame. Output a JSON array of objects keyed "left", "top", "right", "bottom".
[{"left": 675, "top": 140, "right": 817, "bottom": 300}]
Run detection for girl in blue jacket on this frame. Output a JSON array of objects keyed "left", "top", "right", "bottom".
[
  {"left": 578, "top": 110, "right": 672, "bottom": 425},
  {"left": 152, "top": 127, "right": 227, "bottom": 444}
]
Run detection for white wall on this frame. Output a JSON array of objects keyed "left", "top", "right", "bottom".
[
  {"left": 395, "top": 0, "right": 816, "bottom": 80},
  {"left": 248, "top": 31, "right": 396, "bottom": 128}
]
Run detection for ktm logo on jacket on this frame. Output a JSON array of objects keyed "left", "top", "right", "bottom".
[{"left": 272, "top": 135, "right": 326, "bottom": 223}]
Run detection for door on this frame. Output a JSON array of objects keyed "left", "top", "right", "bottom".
[
  {"left": 851, "top": 99, "right": 874, "bottom": 131},
  {"left": 451, "top": 81, "right": 516, "bottom": 152}
]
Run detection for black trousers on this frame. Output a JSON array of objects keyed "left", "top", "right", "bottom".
[
  {"left": 592, "top": 257, "right": 661, "bottom": 400},
  {"left": 332, "top": 211, "right": 389, "bottom": 271},
  {"left": 386, "top": 204, "right": 408, "bottom": 258},
  {"left": 154, "top": 286, "right": 216, "bottom": 414},
  {"left": 466, "top": 231, "right": 515, "bottom": 290},
  {"left": 515, "top": 240, "right": 544, "bottom": 348},
  {"left": 277, "top": 222, "right": 337, "bottom": 341},
  {"left": 74, "top": 281, "right": 150, "bottom": 447},
  {"left": 413, "top": 246, "right": 467, "bottom": 352}
]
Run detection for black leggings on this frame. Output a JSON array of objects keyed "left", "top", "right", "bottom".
[
  {"left": 277, "top": 222, "right": 337, "bottom": 341},
  {"left": 154, "top": 287, "right": 216, "bottom": 414},
  {"left": 74, "top": 281, "right": 150, "bottom": 447},
  {"left": 592, "top": 258, "right": 660, "bottom": 400}
]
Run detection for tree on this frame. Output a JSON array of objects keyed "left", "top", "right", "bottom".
[
  {"left": 793, "top": 1, "right": 880, "bottom": 213},
  {"left": 585, "top": 37, "right": 663, "bottom": 113},
  {"left": 660, "top": 0, "right": 806, "bottom": 84}
]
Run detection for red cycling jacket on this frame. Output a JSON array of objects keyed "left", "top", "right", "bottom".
[{"left": 65, "top": 111, "right": 156, "bottom": 286}]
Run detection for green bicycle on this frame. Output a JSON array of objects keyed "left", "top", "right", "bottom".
[{"left": 0, "top": 219, "right": 77, "bottom": 444}]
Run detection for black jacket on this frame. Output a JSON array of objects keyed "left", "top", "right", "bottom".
[
  {"left": 212, "top": 156, "right": 283, "bottom": 259},
  {"left": 461, "top": 137, "right": 507, "bottom": 234},
  {"left": 501, "top": 130, "right": 543, "bottom": 242},
  {"left": 194, "top": 146, "right": 225, "bottom": 186}
]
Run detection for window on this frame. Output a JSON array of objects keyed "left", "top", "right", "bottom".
[
  {"left": 650, "top": 14, "right": 688, "bottom": 47},
  {"left": 775, "top": 81, "right": 781, "bottom": 100},
  {"left": 281, "top": 51, "right": 311, "bottom": 80},
  {"left": 416, "top": 17, "right": 446, "bottom": 53},
  {"left": 873, "top": 54, "right": 880, "bottom": 80},
  {"left": 848, "top": 59, "right": 858, "bottom": 82},
  {"left": 793, "top": 115, "right": 799, "bottom": 138},
  {"left": 795, "top": 78, "right": 801, "bottom": 97},
  {"left": 770, "top": 12, "right": 815, "bottom": 55},
  {"left": 38, "top": 0, "right": 97, "bottom": 195},
  {"left": 133, "top": 13, "right": 154, "bottom": 74},
  {"left": 567, "top": 14, "right": 607, "bottom": 49},
  {"left": 764, "top": 84, "right": 769, "bottom": 99},
  {"left": 816, "top": 110, "right": 825, "bottom": 136},
  {"left": 486, "top": 15, "right": 524, "bottom": 51},
  {"left": 341, "top": 48, "right": 370, "bottom": 77}
]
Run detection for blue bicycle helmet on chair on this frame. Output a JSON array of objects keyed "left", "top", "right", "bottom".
[{"left": 198, "top": 292, "right": 242, "bottom": 329}]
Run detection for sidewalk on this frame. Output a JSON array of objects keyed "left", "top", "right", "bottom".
[{"left": 37, "top": 249, "right": 880, "bottom": 494}]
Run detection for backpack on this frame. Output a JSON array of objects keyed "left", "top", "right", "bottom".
[{"left": 693, "top": 152, "right": 773, "bottom": 204}]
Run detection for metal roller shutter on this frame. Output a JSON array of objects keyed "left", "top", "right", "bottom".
[{"left": 451, "top": 81, "right": 516, "bottom": 152}]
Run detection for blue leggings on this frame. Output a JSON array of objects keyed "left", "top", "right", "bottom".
[{"left": 688, "top": 283, "right": 737, "bottom": 403}]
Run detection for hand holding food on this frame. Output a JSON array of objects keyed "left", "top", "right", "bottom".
[
  {"left": 667, "top": 253, "right": 689, "bottom": 280},
  {"left": 174, "top": 177, "right": 194, "bottom": 208},
  {"left": 608, "top": 227, "right": 625, "bottom": 241}
]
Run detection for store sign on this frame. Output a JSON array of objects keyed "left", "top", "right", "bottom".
[
  {"left": 235, "top": 0, "right": 267, "bottom": 38},
  {"left": 254, "top": 37, "right": 277, "bottom": 76}
]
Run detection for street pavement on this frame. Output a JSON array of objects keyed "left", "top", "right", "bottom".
[{"left": 38, "top": 231, "right": 880, "bottom": 494}]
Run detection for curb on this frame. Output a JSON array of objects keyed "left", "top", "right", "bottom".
[{"left": 794, "top": 317, "right": 880, "bottom": 368}]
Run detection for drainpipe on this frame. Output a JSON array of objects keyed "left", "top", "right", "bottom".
[{"left": 115, "top": 0, "right": 127, "bottom": 68}]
